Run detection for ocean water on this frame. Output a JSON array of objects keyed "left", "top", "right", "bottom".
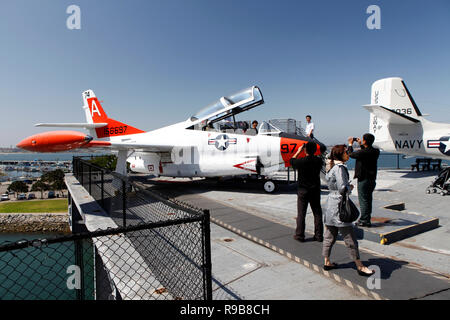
[
  {"left": 0, "top": 233, "right": 95, "bottom": 300},
  {"left": 346, "top": 152, "right": 449, "bottom": 170}
]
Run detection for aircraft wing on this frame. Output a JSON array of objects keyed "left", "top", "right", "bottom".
[
  {"left": 35, "top": 123, "right": 108, "bottom": 129},
  {"left": 363, "top": 105, "right": 420, "bottom": 124},
  {"left": 110, "top": 142, "right": 175, "bottom": 152},
  {"left": 82, "top": 140, "right": 178, "bottom": 153}
]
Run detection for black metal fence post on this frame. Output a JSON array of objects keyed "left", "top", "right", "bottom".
[
  {"left": 101, "top": 170, "right": 104, "bottom": 208},
  {"left": 76, "top": 158, "right": 79, "bottom": 180},
  {"left": 202, "top": 209, "right": 212, "bottom": 300},
  {"left": 74, "top": 239, "right": 85, "bottom": 300},
  {"left": 122, "top": 180, "right": 127, "bottom": 227},
  {"left": 88, "top": 165, "right": 92, "bottom": 194},
  {"left": 80, "top": 162, "right": 84, "bottom": 186}
]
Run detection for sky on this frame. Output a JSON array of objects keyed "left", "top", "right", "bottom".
[{"left": 0, "top": 0, "right": 449, "bottom": 147}]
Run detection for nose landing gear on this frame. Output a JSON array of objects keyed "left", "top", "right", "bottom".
[{"left": 263, "top": 180, "right": 276, "bottom": 193}]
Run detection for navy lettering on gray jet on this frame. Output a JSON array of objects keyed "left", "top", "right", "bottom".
[{"left": 394, "top": 140, "right": 423, "bottom": 150}]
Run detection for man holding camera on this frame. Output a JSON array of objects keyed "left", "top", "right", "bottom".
[{"left": 347, "top": 134, "right": 380, "bottom": 227}]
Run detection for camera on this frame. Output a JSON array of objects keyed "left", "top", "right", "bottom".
[{"left": 352, "top": 137, "right": 358, "bottom": 142}]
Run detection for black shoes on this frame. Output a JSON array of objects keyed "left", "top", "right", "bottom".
[
  {"left": 323, "top": 263, "right": 338, "bottom": 271},
  {"left": 323, "top": 264, "right": 374, "bottom": 275},
  {"left": 357, "top": 221, "right": 372, "bottom": 228},
  {"left": 357, "top": 269, "right": 375, "bottom": 277},
  {"left": 293, "top": 235, "right": 323, "bottom": 242}
]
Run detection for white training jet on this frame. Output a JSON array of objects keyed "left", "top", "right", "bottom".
[{"left": 17, "top": 86, "right": 326, "bottom": 192}]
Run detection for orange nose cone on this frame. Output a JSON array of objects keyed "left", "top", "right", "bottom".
[
  {"left": 16, "top": 131, "right": 92, "bottom": 152},
  {"left": 16, "top": 137, "right": 35, "bottom": 151}
]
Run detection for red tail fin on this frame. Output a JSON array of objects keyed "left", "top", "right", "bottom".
[{"left": 83, "top": 90, "right": 145, "bottom": 139}]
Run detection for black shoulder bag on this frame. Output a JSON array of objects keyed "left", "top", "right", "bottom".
[{"left": 337, "top": 166, "right": 360, "bottom": 223}]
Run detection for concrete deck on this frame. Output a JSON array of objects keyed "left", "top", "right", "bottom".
[
  {"left": 210, "top": 223, "right": 369, "bottom": 300},
  {"left": 138, "top": 169, "right": 450, "bottom": 276},
  {"left": 132, "top": 168, "right": 450, "bottom": 299},
  {"left": 167, "top": 189, "right": 450, "bottom": 299}
]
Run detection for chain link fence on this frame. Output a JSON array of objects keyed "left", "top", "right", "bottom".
[
  {"left": 0, "top": 156, "right": 212, "bottom": 300},
  {"left": 72, "top": 157, "right": 209, "bottom": 226}
]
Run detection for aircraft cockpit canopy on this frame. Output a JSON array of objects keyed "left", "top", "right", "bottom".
[
  {"left": 188, "top": 86, "right": 264, "bottom": 130},
  {"left": 258, "top": 121, "right": 282, "bottom": 135}
]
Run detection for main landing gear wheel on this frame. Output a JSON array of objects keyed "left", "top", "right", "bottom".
[
  {"left": 426, "top": 187, "right": 436, "bottom": 194},
  {"left": 263, "top": 180, "right": 276, "bottom": 193}
]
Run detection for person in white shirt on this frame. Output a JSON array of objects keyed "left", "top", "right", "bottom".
[{"left": 305, "top": 115, "right": 315, "bottom": 139}]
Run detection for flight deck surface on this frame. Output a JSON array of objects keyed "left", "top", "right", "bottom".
[{"left": 131, "top": 168, "right": 450, "bottom": 300}]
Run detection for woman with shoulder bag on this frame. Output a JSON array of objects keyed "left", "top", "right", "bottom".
[{"left": 322, "top": 145, "right": 375, "bottom": 276}]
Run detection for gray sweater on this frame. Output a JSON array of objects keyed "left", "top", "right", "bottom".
[{"left": 323, "top": 163, "right": 353, "bottom": 227}]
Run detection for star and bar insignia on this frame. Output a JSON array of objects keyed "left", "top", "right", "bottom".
[
  {"left": 208, "top": 134, "right": 237, "bottom": 151},
  {"left": 427, "top": 136, "right": 450, "bottom": 156}
]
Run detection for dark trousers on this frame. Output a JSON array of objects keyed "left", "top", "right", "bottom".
[
  {"left": 357, "top": 179, "right": 376, "bottom": 224},
  {"left": 295, "top": 187, "right": 323, "bottom": 240}
]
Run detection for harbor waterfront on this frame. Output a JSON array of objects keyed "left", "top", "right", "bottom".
[
  {"left": 1, "top": 151, "right": 448, "bottom": 176},
  {"left": 0, "top": 152, "right": 107, "bottom": 182}
]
